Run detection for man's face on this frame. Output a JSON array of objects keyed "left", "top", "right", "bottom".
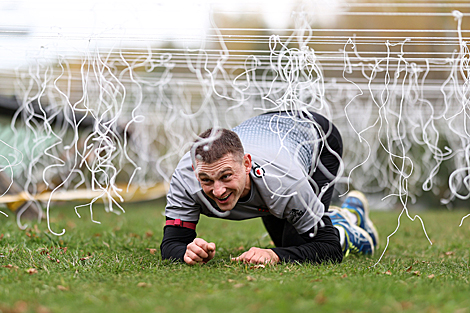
[{"left": 195, "top": 153, "right": 252, "bottom": 212}]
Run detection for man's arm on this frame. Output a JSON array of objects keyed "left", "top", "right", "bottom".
[
  {"left": 234, "top": 217, "right": 343, "bottom": 264},
  {"left": 269, "top": 180, "right": 342, "bottom": 263},
  {"left": 160, "top": 220, "right": 216, "bottom": 265},
  {"left": 160, "top": 224, "right": 196, "bottom": 261},
  {"left": 270, "top": 220, "right": 343, "bottom": 264}
]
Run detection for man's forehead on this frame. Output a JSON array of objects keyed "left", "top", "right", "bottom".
[{"left": 195, "top": 154, "right": 241, "bottom": 174}]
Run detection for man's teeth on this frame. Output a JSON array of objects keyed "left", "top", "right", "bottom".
[{"left": 218, "top": 194, "right": 230, "bottom": 201}]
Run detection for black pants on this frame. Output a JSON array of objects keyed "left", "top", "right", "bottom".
[{"left": 262, "top": 111, "right": 343, "bottom": 248}]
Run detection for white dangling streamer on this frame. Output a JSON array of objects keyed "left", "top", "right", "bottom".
[{"left": 0, "top": 2, "right": 469, "bottom": 246}]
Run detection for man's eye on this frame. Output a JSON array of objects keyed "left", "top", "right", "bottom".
[
  {"left": 201, "top": 178, "right": 212, "bottom": 183},
  {"left": 222, "top": 174, "right": 231, "bottom": 180}
]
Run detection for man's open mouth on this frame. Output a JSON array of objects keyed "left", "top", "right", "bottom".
[{"left": 217, "top": 193, "right": 232, "bottom": 202}]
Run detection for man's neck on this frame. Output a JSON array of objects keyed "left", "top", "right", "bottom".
[{"left": 239, "top": 175, "right": 252, "bottom": 202}]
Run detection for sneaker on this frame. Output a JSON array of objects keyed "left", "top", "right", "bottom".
[
  {"left": 328, "top": 207, "right": 375, "bottom": 256},
  {"left": 341, "top": 191, "right": 379, "bottom": 249}
]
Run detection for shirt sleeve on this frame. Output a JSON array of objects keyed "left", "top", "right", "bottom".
[
  {"left": 165, "top": 152, "right": 202, "bottom": 222},
  {"left": 161, "top": 152, "right": 203, "bottom": 261},
  {"left": 160, "top": 223, "right": 197, "bottom": 261}
]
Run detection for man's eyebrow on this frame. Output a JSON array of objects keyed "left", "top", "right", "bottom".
[{"left": 198, "top": 172, "right": 209, "bottom": 178}]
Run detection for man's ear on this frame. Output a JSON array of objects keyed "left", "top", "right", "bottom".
[{"left": 243, "top": 154, "right": 252, "bottom": 173}]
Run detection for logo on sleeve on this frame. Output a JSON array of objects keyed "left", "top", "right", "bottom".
[
  {"left": 252, "top": 162, "right": 265, "bottom": 178},
  {"left": 287, "top": 208, "right": 304, "bottom": 224}
]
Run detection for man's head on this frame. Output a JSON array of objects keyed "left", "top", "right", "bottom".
[
  {"left": 192, "top": 128, "right": 252, "bottom": 212},
  {"left": 194, "top": 128, "right": 244, "bottom": 164}
]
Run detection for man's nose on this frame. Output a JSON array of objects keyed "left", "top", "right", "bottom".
[{"left": 213, "top": 180, "right": 226, "bottom": 197}]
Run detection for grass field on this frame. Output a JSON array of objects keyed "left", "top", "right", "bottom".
[{"left": 1, "top": 200, "right": 470, "bottom": 313}]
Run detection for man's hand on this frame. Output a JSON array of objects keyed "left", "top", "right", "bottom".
[
  {"left": 184, "top": 238, "right": 216, "bottom": 265},
  {"left": 232, "top": 247, "right": 280, "bottom": 265}
]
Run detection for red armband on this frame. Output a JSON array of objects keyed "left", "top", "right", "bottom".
[{"left": 165, "top": 219, "right": 197, "bottom": 230}]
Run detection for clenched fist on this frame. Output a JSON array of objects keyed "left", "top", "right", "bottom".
[{"left": 184, "top": 238, "right": 216, "bottom": 265}]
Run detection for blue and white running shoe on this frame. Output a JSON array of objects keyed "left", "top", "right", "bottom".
[
  {"left": 341, "top": 191, "right": 379, "bottom": 249},
  {"left": 329, "top": 207, "right": 375, "bottom": 256}
]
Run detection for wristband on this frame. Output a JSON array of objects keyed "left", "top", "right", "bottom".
[{"left": 165, "top": 219, "right": 197, "bottom": 230}]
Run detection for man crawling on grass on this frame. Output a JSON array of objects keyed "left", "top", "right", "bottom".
[{"left": 160, "top": 111, "right": 379, "bottom": 265}]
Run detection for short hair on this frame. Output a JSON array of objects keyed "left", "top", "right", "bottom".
[{"left": 193, "top": 128, "right": 244, "bottom": 164}]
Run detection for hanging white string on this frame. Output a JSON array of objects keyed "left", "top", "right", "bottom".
[{"left": 0, "top": 1, "right": 469, "bottom": 245}]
